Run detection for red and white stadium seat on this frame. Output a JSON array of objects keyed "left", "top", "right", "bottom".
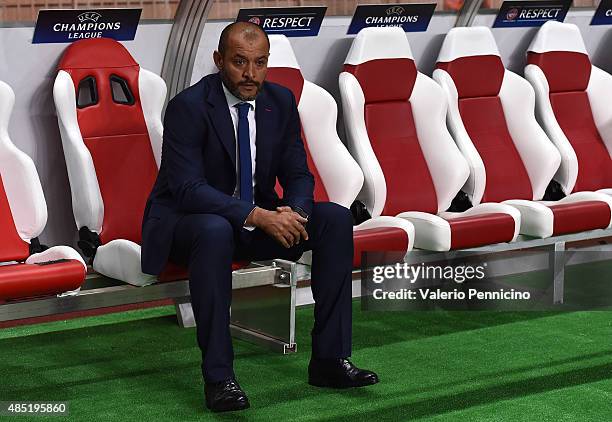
[
  {"left": 525, "top": 21, "right": 612, "bottom": 197},
  {"left": 434, "top": 26, "right": 612, "bottom": 238},
  {"left": 0, "top": 80, "right": 86, "bottom": 301},
  {"left": 339, "top": 27, "right": 521, "bottom": 251},
  {"left": 266, "top": 35, "right": 414, "bottom": 266},
  {"left": 53, "top": 38, "right": 166, "bottom": 286}
]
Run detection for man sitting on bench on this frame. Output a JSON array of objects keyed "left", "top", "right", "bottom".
[{"left": 141, "top": 22, "right": 379, "bottom": 413}]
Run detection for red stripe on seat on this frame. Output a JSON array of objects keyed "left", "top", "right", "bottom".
[
  {"left": 0, "top": 260, "right": 85, "bottom": 301},
  {"left": 345, "top": 58, "right": 438, "bottom": 215},
  {"left": 550, "top": 200, "right": 611, "bottom": 235},
  {"left": 266, "top": 67, "right": 304, "bottom": 103},
  {"left": 549, "top": 91, "right": 612, "bottom": 192},
  {"left": 0, "top": 174, "right": 30, "bottom": 262},
  {"left": 449, "top": 213, "right": 515, "bottom": 249},
  {"left": 527, "top": 51, "right": 591, "bottom": 93},
  {"left": 274, "top": 127, "right": 330, "bottom": 202},
  {"left": 438, "top": 55, "right": 533, "bottom": 202},
  {"left": 352, "top": 227, "right": 408, "bottom": 268},
  {"left": 437, "top": 56, "right": 505, "bottom": 99},
  {"left": 157, "top": 261, "right": 251, "bottom": 283},
  {"left": 365, "top": 101, "right": 438, "bottom": 215},
  {"left": 458, "top": 96, "right": 533, "bottom": 202},
  {"left": 527, "top": 51, "right": 612, "bottom": 192},
  {"left": 344, "top": 59, "right": 417, "bottom": 103},
  {"left": 267, "top": 68, "right": 328, "bottom": 201}
]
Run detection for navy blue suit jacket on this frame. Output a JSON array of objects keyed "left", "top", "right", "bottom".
[{"left": 141, "top": 72, "right": 314, "bottom": 275}]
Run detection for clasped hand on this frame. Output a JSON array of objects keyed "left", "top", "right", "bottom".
[{"left": 246, "top": 206, "right": 308, "bottom": 248}]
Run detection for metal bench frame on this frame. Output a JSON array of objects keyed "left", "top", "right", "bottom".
[
  {"left": 2, "top": 228, "right": 611, "bottom": 356},
  {"left": 0, "top": 260, "right": 298, "bottom": 354},
  {"left": 294, "top": 228, "right": 612, "bottom": 305}
]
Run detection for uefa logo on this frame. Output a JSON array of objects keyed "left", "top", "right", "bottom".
[
  {"left": 506, "top": 7, "right": 520, "bottom": 21},
  {"left": 386, "top": 6, "right": 405, "bottom": 16},
  {"left": 248, "top": 16, "right": 262, "bottom": 25},
  {"left": 77, "top": 12, "right": 102, "bottom": 23}
]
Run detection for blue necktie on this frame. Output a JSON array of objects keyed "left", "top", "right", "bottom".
[{"left": 236, "top": 102, "right": 253, "bottom": 203}]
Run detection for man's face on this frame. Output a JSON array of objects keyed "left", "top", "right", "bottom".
[{"left": 214, "top": 31, "right": 269, "bottom": 101}]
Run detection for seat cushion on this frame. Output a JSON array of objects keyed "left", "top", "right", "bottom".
[
  {"left": 157, "top": 261, "right": 251, "bottom": 283},
  {"left": 0, "top": 260, "right": 86, "bottom": 301},
  {"left": 353, "top": 227, "right": 409, "bottom": 267},
  {"left": 448, "top": 213, "right": 516, "bottom": 249},
  {"left": 549, "top": 201, "right": 611, "bottom": 235}
]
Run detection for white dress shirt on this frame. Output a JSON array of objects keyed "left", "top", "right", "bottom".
[{"left": 221, "top": 83, "right": 257, "bottom": 200}]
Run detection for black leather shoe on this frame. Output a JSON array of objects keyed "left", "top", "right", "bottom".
[
  {"left": 308, "top": 358, "right": 379, "bottom": 388},
  {"left": 204, "top": 378, "right": 250, "bottom": 412}
]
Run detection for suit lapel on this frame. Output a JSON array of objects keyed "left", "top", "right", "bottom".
[
  {"left": 255, "top": 86, "right": 275, "bottom": 185},
  {"left": 206, "top": 74, "right": 236, "bottom": 167}
]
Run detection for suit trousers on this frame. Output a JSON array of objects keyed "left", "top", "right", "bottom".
[{"left": 169, "top": 202, "right": 354, "bottom": 383}]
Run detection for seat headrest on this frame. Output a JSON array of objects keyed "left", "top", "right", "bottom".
[
  {"left": 344, "top": 27, "right": 413, "bottom": 65},
  {"left": 58, "top": 38, "right": 138, "bottom": 70},
  {"left": 527, "top": 21, "right": 591, "bottom": 93},
  {"left": 436, "top": 27, "right": 505, "bottom": 99},
  {"left": 268, "top": 35, "right": 301, "bottom": 70},
  {"left": 343, "top": 27, "right": 417, "bottom": 103},
  {"left": 267, "top": 35, "right": 304, "bottom": 103},
  {"left": 437, "top": 26, "right": 501, "bottom": 63},
  {"left": 0, "top": 81, "right": 14, "bottom": 137},
  {"left": 527, "top": 21, "right": 588, "bottom": 55}
]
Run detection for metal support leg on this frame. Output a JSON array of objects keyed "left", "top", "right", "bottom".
[
  {"left": 230, "top": 263, "right": 296, "bottom": 353},
  {"left": 553, "top": 241, "right": 565, "bottom": 304},
  {"left": 174, "top": 297, "right": 196, "bottom": 328},
  {"left": 173, "top": 264, "right": 297, "bottom": 354},
  {"left": 274, "top": 259, "right": 298, "bottom": 353}
]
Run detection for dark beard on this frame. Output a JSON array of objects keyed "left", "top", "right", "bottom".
[{"left": 220, "top": 71, "right": 261, "bottom": 101}]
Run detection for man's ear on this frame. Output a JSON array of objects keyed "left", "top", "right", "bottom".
[{"left": 213, "top": 50, "right": 223, "bottom": 70}]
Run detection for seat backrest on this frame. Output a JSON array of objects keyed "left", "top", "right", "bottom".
[
  {"left": 265, "top": 35, "right": 363, "bottom": 208},
  {"left": 526, "top": 21, "right": 612, "bottom": 194},
  {"left": 54, "top": 38, "right": 167, "bottom": 245},
  {"left": 340, "top": 27, "right": 468, "bottom": 217},
  {"left": 0, "top": 80, "right": 48, "bottom": 262},
  {"left": 434, "top": 26, "right": 559, "bottom": 204}
]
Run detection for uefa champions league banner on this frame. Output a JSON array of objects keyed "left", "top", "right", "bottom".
[
  {"left": 347, "top": 4, "right": 436, "bottom": 34},
  {"left": 591, "top": 0, "right": 612, "bottom": 25},
  {"left": 32, "top": 9, "right": 141, "bottom": 44},
  {"left": 492, "top": 0, "right": 571, "bottom": 28},
  {"left": 236, "top": 7, "right": 327, "bottom": 37}
]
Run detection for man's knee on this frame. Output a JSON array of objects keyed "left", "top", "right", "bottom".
[
  {"left": 191, "top": 214, "right": 235, "bottom": 249},
  {"left": 310, "top": 203, "right": 354, "bottom": 245},
  {"left": 313, "top": 202, "right": 353, "bottom": 230}
]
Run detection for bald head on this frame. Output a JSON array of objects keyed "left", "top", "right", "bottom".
[{"left": 218, "top": 21, "right": 270, "bottom": 57}]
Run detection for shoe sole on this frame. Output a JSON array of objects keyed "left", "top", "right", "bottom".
[
  {"left": 206, "top": 400, "right": 250, "bottom": 413},
  {"left": 308, "top": 377, "right": 379, "bottom": 389}
]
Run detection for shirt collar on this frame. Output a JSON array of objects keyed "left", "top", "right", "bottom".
[{"left": 222, "top": 82, "right": 256, "bottom": 110}]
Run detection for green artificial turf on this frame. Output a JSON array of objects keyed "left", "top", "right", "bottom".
[{"left": 1, "top": 268, "right": 611, "bottom": 421}]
